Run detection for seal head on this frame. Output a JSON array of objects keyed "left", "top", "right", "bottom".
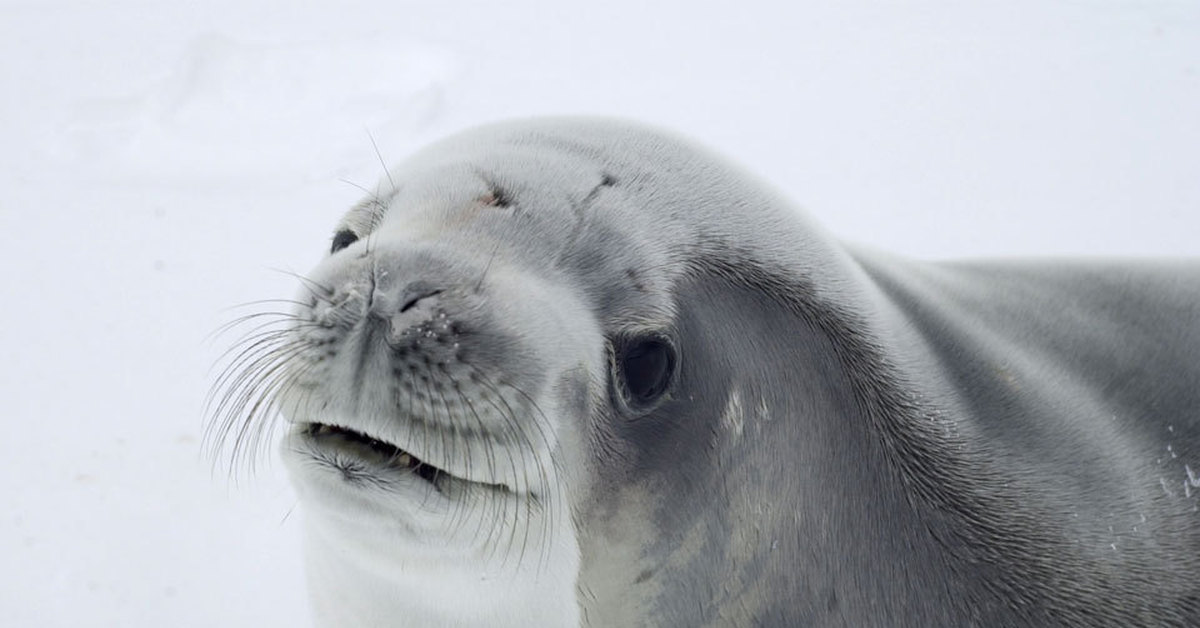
[{"left": 211, "top": 118, "right": 1200, "bottom": 627}]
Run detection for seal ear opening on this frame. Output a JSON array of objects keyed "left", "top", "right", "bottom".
[{"left": 613, "top": 334, "right": 678, "bottom": 413}]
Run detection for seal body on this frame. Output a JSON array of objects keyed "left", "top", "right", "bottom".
[{"left": 219, "top": 118, "right": 1200, "bottom": 626}]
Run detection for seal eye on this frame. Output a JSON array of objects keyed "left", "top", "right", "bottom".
[
  {"left": 616, "top": 336, "right": 677, "bottom": 409},
  {"left": 331, "top": 229, "right": 359, "bottom": 254}
]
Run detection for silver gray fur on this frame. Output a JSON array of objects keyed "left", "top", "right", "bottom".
[{"left": 222, "top": 118, "right": 1200, "bottom": 626}]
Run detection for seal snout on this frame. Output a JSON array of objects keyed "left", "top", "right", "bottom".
[
  {"left": 313, "top": 253, "right": 460, "bottom": 345},
  {"left": 285, "top": 244, "right": 563, "bottom": 492}
]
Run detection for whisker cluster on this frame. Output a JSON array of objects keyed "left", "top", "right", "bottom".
[
  {"left": 203, "top": 274, "right": 339, "bottom": 476},
  {"left": 203, "top": 271, "right": 569, "bottom": 573}
]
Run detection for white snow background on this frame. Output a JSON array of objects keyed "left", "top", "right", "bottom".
[{"left": 2, "top": 1, "right": 1198, "bottom": 626}]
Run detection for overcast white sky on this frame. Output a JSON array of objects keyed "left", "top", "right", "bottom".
[{"left": 2, "top": 1, "right": 1198, "bottom": 626}]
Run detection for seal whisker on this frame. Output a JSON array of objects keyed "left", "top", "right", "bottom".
[
  {"left": 204, "top": 329, "right": 293, "bottom": 430},
  {"left": 465, "top": 373, "right": 542, "bottom": 566},
  {"left": 366, "top": 129, "right": 397, "bottom": 198},
  {"left": 337, "top": 177, "right": 373, "bottom": 198},
  {"left": 474, "top": 244, "right": 501, "bottom": 295},
  {"left": 270, "top": 268, "right": 334, "bottom": 302},
  {"left": 204, "top": 309, "right": 297, "bottom": 344},
  {"left": 460, "top": 370, "right": 530, "bottom": 564},
  {"left": 217, "top": 354, "right": 300, "bottom": 471},
  {"left": 362, "top": 189, "right": 381, "bottom": 259},
  {"left": 463, "top": 374, "right": 530, "bottom": 559},
  {"left": 426, "top": 376, "right": 471, "bottom": 534},
  {"left": 205, "top": 326, "right": 306, "bottom": 413},
  {"left": 438, "top": 374, "right": 505, "bottom": 553},
  {"left": 205, "top": 319, "right": 319, "bottom": 376},
  {"left": 467, "top": 366, "right": 559, "bottom": 573},
  {"left": 454, "top": 386, "right": 514, "bottom": 562},
  {"left": 218, "top": 298, "right": 315, "bottom": 313},
  {"left": 206, "top": 336, "right": 315, "bottom": 474}
]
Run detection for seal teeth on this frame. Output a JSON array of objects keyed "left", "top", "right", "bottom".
[
  {"left": 307, "top": 422, "right": 429, "bottom": 471},
  {"left": 303, "top": 421, "right": 465, "bottom": 491}
]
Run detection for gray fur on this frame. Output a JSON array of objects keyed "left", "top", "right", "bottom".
[{"left": 228, "top": 118, "right": 1200, "bottom": 626}]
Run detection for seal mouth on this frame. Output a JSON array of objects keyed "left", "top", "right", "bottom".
[
  {"left": 303, "top": 422, "right": 446, "bottom": 484},
  {"left": 299, "top": 422, "right": 510, "bottom": 493}
]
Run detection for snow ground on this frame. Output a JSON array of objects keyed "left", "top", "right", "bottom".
[{"left": 1, "top": 1, "right": 1197, "bottom": 626}]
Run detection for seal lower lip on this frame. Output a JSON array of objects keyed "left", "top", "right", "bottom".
[{"left": 304, "top": 422, "right": 443, "bottom": 485}]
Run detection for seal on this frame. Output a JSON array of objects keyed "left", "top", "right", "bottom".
[{"left": 208, "top": 118, "right": 1200, "bottom": 627}]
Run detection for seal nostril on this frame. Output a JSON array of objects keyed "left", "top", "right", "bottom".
[{"left": 399, "top": 286, "right": 443, "bottom": 313}]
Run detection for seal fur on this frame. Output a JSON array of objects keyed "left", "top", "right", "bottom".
[{"left": 209, "top": 117, "right": 1200, "bottom": 626}]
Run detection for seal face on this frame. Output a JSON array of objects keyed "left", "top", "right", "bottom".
[{"left": 210, "top": 118, "right": 1200, "bottom": 627}]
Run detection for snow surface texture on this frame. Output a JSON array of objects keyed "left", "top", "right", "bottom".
[{"left": 2, "top": 1, "right": 1198, "bottom": 626}]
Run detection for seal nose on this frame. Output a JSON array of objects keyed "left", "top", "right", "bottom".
[
  {"left": 397, "top": 281, "right": 443, "bottom": 314},
  {"left": 374, "top": 279, "right": 446, "bottom": 342},
  {"left": 366, "top": 274, "right": 441, "bottom": 316}
]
